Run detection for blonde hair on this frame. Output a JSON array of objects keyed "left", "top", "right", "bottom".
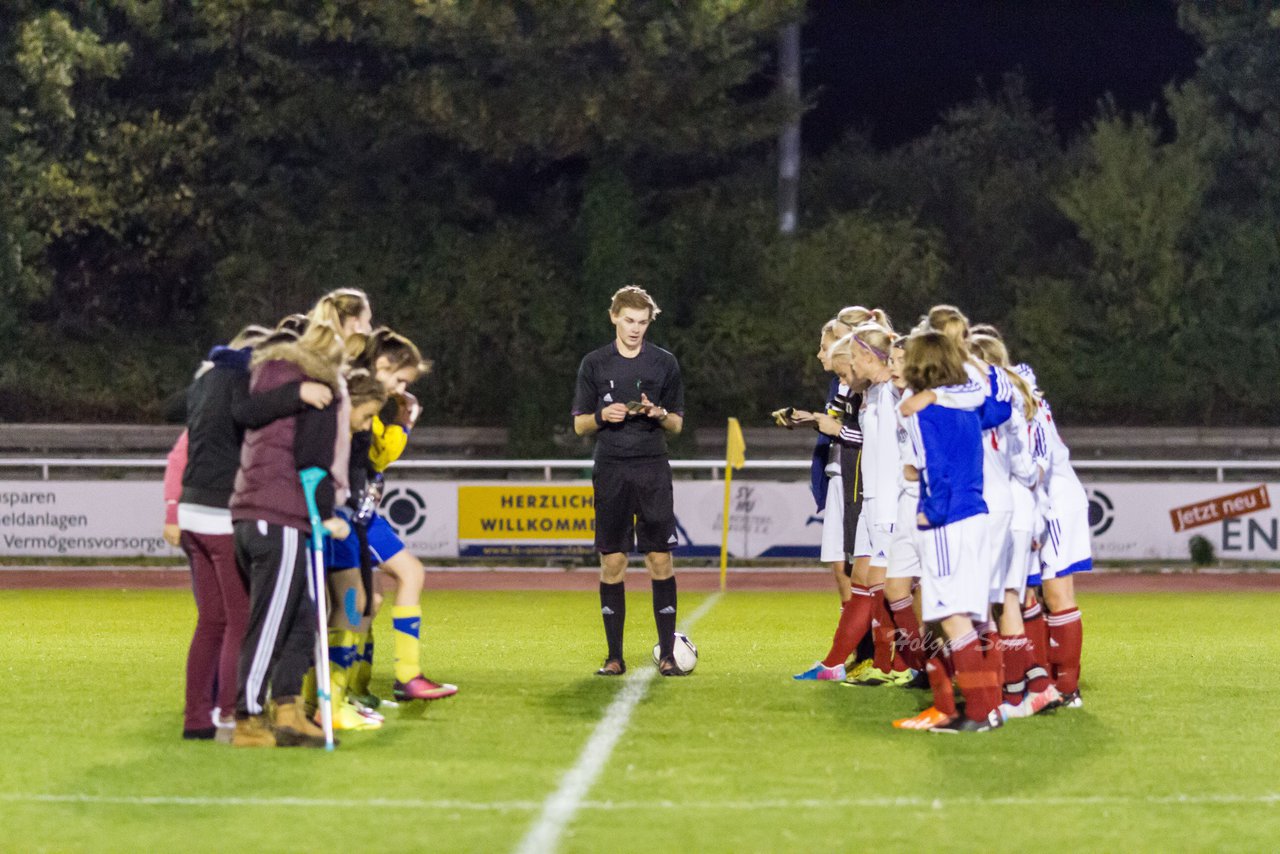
[
  {"left": 343, "top": 331, "right": 370, "bottom": 363},
  {"left": 837, "top": 305, "right": 892, "bottom": 330},
  {"left": 970, "top": 334, "right": 1037, "bottom": 420},
  {"left": 821, "top": 317, "right": 852, "bottom": 345},
  {"left": 903, "top": 331, "right": 968, "bottom": 392},
  {"left": 228, "top": 324, "right": 272, "bottom": 349},
  {"left": 850, "top": 322, "right": 894, "bottom": 364},
  {"left": 308, "top": 288, "right": 370, "bottom": 332},
  {"left": 275, "top": 313, "right": 309, "bottom": 335},
  {"left": 298, "top": 319, "right": 346, "bottom": 369},
  {"left": 926, "top": 304, "right": 970, "bottom": 350},
  {"left": 827, "top": 332, "right": 855, "bottom": 365},
  {"left": 609, "top": 285, "right": 660, "bottom": 318}
]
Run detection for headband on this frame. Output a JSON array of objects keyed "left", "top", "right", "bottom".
[{"left": 853, "top": 336, "right": 888, "bottom": 361}]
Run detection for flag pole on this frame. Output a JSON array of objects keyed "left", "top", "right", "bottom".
[
  {"left": 720, "top": 417, "right": 746, "bottom": 592},
  {"left": 719, "top": 460, "right": 733, "bottom": 592}
]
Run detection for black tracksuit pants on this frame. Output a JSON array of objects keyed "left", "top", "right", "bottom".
[{"left": 234, "top": 520, "right": 316, "bottom": 716}]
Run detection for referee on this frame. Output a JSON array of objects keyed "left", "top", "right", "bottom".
[{"left": 572, "top": 285, "right": 686, "bottom": 676}]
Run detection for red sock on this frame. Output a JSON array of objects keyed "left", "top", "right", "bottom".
[
  {"left": 822, "top": 585, "right": 874, "bottom": 668},
  {"left": 870, "top": 586, "right": 899, "bottom": 672},
  {"left": 950, "top": 631, "right": 1000, "bottom": 722},
  {"left": 998, "top": 634, "right": 1032, "bottom": 705},
  {"left": 1022, "top": 601, "right": 1052, "bottom": 692},
  {"left": 887, "top": 596, "right": 924, "bottom": 671},
  {"left": 979, "top": 622, "right": 1003, "bottom": 695},
  {"left": 924, "top": 654, "right": 957, "bottom": 717},
  {"left": 1046, "top": 607, "right": 1083, "bottom": 694}
]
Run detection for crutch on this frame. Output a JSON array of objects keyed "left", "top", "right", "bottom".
[{"left": 300, "top": 466, "right": 336, "bottom": 751}]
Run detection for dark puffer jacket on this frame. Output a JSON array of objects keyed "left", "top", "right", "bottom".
[
  {"left": 181, "top": 345, "right": 307, "bottom": 509},
  {"left": 230, "top": 341, "right": 350, "bottom": 533}
]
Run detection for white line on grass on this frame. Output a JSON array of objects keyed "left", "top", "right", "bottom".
[
  {"left": 513, "top": 591, "right": 723, "bottom": 854},
  {"left": 3, "top": 792, "right": 1279, "bottom": 811}
]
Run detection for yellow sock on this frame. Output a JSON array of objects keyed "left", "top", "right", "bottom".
[
  {"left": 328, "top": 628, "right": 356, "bottom": 708},
  {"left": 302, "top": 667, "right": 317, "bottom": 715},
  {"left": 349, "top": 630, "right": 373, "bottom": 696},
  {"left": 391, "top": 605, "right": 422, "bottom": 683}
]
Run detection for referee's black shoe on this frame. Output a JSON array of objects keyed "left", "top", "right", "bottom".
[
  {"left": 658, "top": 656, "right": 689, "bottom": 677},
  {"left": 595, "top": 658, "right": 626, "bottom": 676}
]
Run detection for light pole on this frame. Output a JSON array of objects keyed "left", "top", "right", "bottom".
[{"left": 777, "top": 20, "right": 801, "bottom": 235}]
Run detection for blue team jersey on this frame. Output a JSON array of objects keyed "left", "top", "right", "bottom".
[
  {"left": 978, "top": 365, "right": 1013, "bottom": 430},
  {"left": 909, "top": 403, "right": 988, "bottom": 528}
]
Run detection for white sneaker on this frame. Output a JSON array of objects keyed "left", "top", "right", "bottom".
[
  {"left": 999, "top": 699, "right": 1032, "bottom": 720},
  {"left": 214, "top": 712, "right": 236, "bottom": 745},
  {"left": 1028, "top": 685, "right": 1063, "bottom": 715}
]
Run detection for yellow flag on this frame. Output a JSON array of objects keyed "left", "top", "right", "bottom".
[
  {"left": 720, "top": 417, "right": 745, "bottom": 592},
  {"left": 725, "top": 417, "right": 746, "bottom": 470}
]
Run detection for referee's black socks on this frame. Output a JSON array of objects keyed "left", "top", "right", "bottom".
[
  {"left": 600, "top": 581, "right": 626, "bottom": 662},
  {"left": 652, "top": 576, "right": 677, "bottom": 661}
]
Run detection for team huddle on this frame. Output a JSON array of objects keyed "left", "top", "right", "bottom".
[
  {"left": 162, "top": 288, "right": 454, "bottom": 748},
  {"left": 160, "top": 286, "right": 1087, "bottom": 744},
  {"left": 783, "top": 304, "right": 1089, "bottom": 733}
]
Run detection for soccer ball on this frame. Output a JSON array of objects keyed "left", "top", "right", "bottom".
[{"left": 652, "top": 632, "right": 698, "bottom": 673}]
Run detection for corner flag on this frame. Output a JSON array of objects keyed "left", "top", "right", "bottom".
[{"left": 720, "top": 418, "right": 746, "bottom": 591}]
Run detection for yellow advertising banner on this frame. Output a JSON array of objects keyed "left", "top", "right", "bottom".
[{"left": 458, "top": 484, "right": 596, "bottom": 541}]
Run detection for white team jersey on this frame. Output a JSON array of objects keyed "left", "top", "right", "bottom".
[
  {"left": 933, "top": 362, "right": 988, "bottom": 410},
  {"left": 858, "top": 380, "right": 901, "bottom": 528},
  {"left": 981, "top": 373, "right": 1038, "bottom": 514},
  {"left": 1005, "top": 385, "right": 1038, "bottom": 535},
  {"left": 1031, "top": 396, "right": 1080, "bottom": 489},
  {"left": 1025, "top": 378, "right": 1093, "bottom": 576},
  {"left": 895, "top": 389, "right": 920, "bottom": 498}
]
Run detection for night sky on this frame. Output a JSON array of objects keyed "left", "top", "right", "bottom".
[{"left": 803, "top": 0, "right": 1203, "bottom": 151}]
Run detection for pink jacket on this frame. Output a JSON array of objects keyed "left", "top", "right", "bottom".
[{"left": 164, "top": 430, "right": 189, "bottom": 526}]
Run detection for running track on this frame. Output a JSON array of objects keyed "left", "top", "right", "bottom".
[{"left": 2, "top": 566, "right": 1278, "bottom": 592}]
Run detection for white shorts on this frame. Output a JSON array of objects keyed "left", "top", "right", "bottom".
[
  {"left": 1010, "top": 482, "right": 1034, "bottom": 534},
  {"left": 853, "top": 504, "right": 889, "bottom": 568},
  {"left": 1040, "top": 474, "right": 1093, "bottom": 580},
  {"left": 1003, "top": 530, "right": 1032, "bottom": 599},
  {"left": 887, "top": 491, "right": 922, "bottom": 579},
  {"left": 986, "top": 510, "right": 1013, "bottom": 604},
  {"left": 820, "top": 476, "right": 845, "bottom": 564},
  {"left": 919, "top": 513, "right": 990, "bottom": 624}
]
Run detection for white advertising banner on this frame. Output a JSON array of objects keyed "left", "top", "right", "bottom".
[
  {"left": 0, "top": 480, "right": 459, "bottom": 559},
  {"left": 1, "top": 482, "right": 178, "bottom": 558},
  {"left": 674, "top": 480, "right": 823, "bottom": 559},
  {"left": 3, "top": 478, "right": 1278, "bottom": 562},
  {"left": 1084, "top": 482, "right": 1279, "bottom": 560},
  {"left": 365, "top": 481, "right": 459, "bottom": 558}
]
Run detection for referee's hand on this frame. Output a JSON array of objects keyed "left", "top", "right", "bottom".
[
  {"left": 600, "top": 403, "right": 628, "bottom": 423},
  {"left": 636, "top": 393, "right": 666, "bottom": 420}
]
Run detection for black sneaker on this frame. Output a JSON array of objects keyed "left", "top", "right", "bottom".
[
  {"left": 595, "top": 659, "right": 627, "bottom": 676},
  {"left": 930, "top": 709, "right": 1003, "bottom": 733},
  {"left": 658, "top": 656, "right": 689, "bottom": 677},
  {"left": 902, "top": 669, "right": 930, "bottom": 690},
  {"left": 182, "top": 727, "right": 216, "bottom": 741}
]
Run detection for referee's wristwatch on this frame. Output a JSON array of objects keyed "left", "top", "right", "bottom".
[{"left": 654, "top": 407, "right": 669, "bottom": 423}]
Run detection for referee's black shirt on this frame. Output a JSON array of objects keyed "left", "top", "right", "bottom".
[{"left": 572, "top": 341, "right": 684, "bottom": 462}]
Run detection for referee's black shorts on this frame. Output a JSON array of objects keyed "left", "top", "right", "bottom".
[{"left": 592, "top": 457, "right": 676, "bottom": 555}]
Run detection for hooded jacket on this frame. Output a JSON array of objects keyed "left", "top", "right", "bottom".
[
  {"left": 230, "top": 340, "right": 350, "bottom": 533},
  {"left": 181, "top": 346, "right": 307, "bottom": 509}
]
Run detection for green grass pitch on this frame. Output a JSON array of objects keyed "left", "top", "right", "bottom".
[{"left": 1, "top": 587, "right": 1277, "bottom": 852}]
